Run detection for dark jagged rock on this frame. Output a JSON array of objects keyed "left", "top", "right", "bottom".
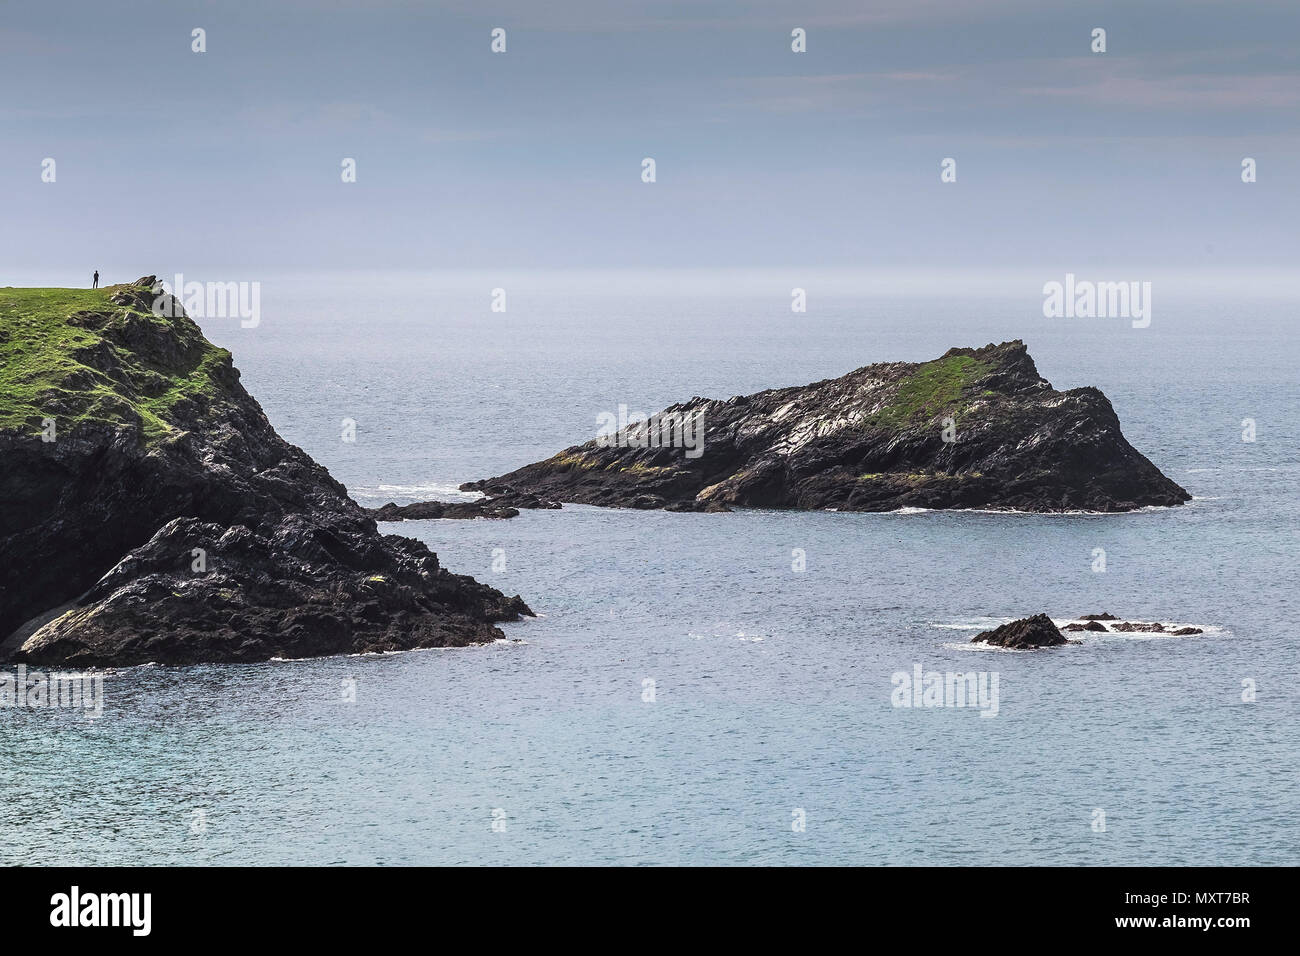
[
  {"left": 364, "top": 489, "right": 561, "bottom": 522},
  {"left": 462, "top": 485, "right": 562, "bottom": 511},
  {"left": 367, "top": 500, "right": 520, "bottom": 521},
  {"left": 972, "top": 614, "right": 1075, "bottom": 649},
  {"left": 1106, "top": 621, "right": 1202, "bottom": 635},
  {"left": 0, "top": 277, "right": 531, "bottom": 666},
  {"left": 1063, "top": 620, "right": 1108, "bottom": 632},
  {"left": 463, "top": 341, "right": 1190, "bottom": 513},
  {"left": 664, "top": 499, "right": 732, "bottom": 513},
  {"left": 1067, "top": 619, "right": 1203, "bottom": 635}
]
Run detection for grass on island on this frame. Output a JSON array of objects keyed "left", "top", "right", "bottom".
[
  {"left": 0, "top": 280, "right": 230, "bottom": 443},
  {"left": 617, "top": 462, "right": 674, "bottom": 475},
  {"left": 861, "top": 353, "right": 993, "bottom": 431},
  {"left": 549, "top": 451, "right": 599, "bottom": 470}
]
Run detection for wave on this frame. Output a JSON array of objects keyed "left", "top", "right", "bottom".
[
  {"left": 688, "top": 627, "right": 766, "bottom": 642},
  {"left": 944, "top": 641, "right": 1044, "bottom": 653},
  {"left": 350, "top": 482, "right": 484, "bottom": 502},
  {"left": 929, "top": 618, "right": 1007, "bottom": 631},
  {"left": 882, "top": 503, "right": 1182, "bottom": 516}
]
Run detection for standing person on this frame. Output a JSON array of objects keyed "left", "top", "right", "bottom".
[{"left": 92, "top": 270, "right": 99, "bottom": 289}]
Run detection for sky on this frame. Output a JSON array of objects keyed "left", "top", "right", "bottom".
[{"left": 2, "top": 0, "right": 1298, "bottom": 280}]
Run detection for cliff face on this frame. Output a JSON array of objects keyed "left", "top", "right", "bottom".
[
  {"left": 0, "top": 278, "right": 530, "bottom": 666},
  {"left": 465, "top": 341, "right": 1189, "bottom": 514}
]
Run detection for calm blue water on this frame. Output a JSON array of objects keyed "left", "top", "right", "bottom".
[{"left": 4, "top": 274, "right": 1297, "bottom": 865}]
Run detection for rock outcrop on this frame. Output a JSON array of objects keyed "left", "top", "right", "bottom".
[
  {"left": 464, "top": 341, "right": 1190, "bottom": 513},
  {"left": 1063, "top": 620, "right": 1108, "bottom": 632},
  {"left": 1107, "top": 621, "right": 1201, "bottom": 635},
  {"left": 368, "top": 500, "right": 521, "bottom": 521},
  {"left": 0, "top": 278, "right": 531, "bottom": 666},
  {"left": 364, "top": 491, "right": 561, "bottom": 522},
  {"left": 972, "top": 614, "right": 1075, "bottom": 649},
  {"left": 984, "top": 616, "right": 1206, "bottom": 643}
]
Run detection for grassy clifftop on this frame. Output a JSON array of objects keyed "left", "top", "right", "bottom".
[
  {"left": 864, "top": 352, "right": 994, "bottom": 430},
  {"left": 0, "top": 279, "right": 232, "bottom": 443}
]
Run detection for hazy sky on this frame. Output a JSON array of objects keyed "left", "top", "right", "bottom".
[{"left": 3, "top": 0, "right": 1298, "bottom": 277}]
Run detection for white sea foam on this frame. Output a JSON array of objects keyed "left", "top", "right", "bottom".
[
  {"left": 882, "top": 504, "right": 1181, "bottom": 516},
  {"left": 945, "top": 641, "right": 1040, "bottom": 653},
  {"left": 688, "top": 626, "right": 767, "bottom": 642},
  {"left": 353, "top": 482, "right": 484, "bottom": 501},
  {"left": 930, "top": 618, "right": 1005, "bottom": 631}
]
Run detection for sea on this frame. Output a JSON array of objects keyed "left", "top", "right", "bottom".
[{"left": 3, "top": 271, "right": 1297, "bottom": 865}]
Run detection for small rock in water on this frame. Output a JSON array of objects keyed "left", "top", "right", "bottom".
[
  {"left": 1111, "top": 621, "right": 1165, "bottom": 632},
  {"left": 972, "top": 614, "right": 1075, "bottom": 649},
  {"left": 1079, "top": 612, "right": 1119, "bottom": 621}
]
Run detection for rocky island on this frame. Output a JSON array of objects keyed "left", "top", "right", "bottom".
[
  {"left": 972, "top": 614, "right": 1206, "bottom": 648},
  {"left": 972, "top": 615, "right": 1076, "bottom": 649},
  {"left": 0, "top": 278, "right": 532, "bottom": 667},
  {"left": 463, "top": 341, "right": 1190, "bottom": 514}
]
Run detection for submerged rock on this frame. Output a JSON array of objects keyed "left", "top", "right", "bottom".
[
  {"left": 0, "top": 277, "right": 532, "bottom": 666},
  {"left": 1105, "top": 621, "right": 1203, "bottom": 636},
  {"left": 1067, "top": 618, "right": 1204, "bottom": 636},
  {"left": 463, "top": 341, "right": 1191, "bottom": 513},
  {"left": 972, "top": 614, "right": 1075, "bottom": 649}
]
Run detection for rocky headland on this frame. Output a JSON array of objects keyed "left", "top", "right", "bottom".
[
  {"left": 0, "top": 278, "right": 532, "bottom": 667},
  {"left": 463, "top": 341, "right": 1190, "bottom": 514}
]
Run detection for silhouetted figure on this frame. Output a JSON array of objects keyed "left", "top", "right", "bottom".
[{"left": 92, "top": 270, "right": 99, "bottom": 289}]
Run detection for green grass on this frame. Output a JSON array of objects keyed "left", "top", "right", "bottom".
[
  {"left": 617, "top": 462, "right": 674, "bottom": 475},
  {"left": 0, "top": 280, "right": 231, "bottom": 443},
  {"left": 862, "top": 354, "right": 992, "bottom": 431},
  {"left": 550, "top": 452, "right": 598, "bottom": 470}
]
